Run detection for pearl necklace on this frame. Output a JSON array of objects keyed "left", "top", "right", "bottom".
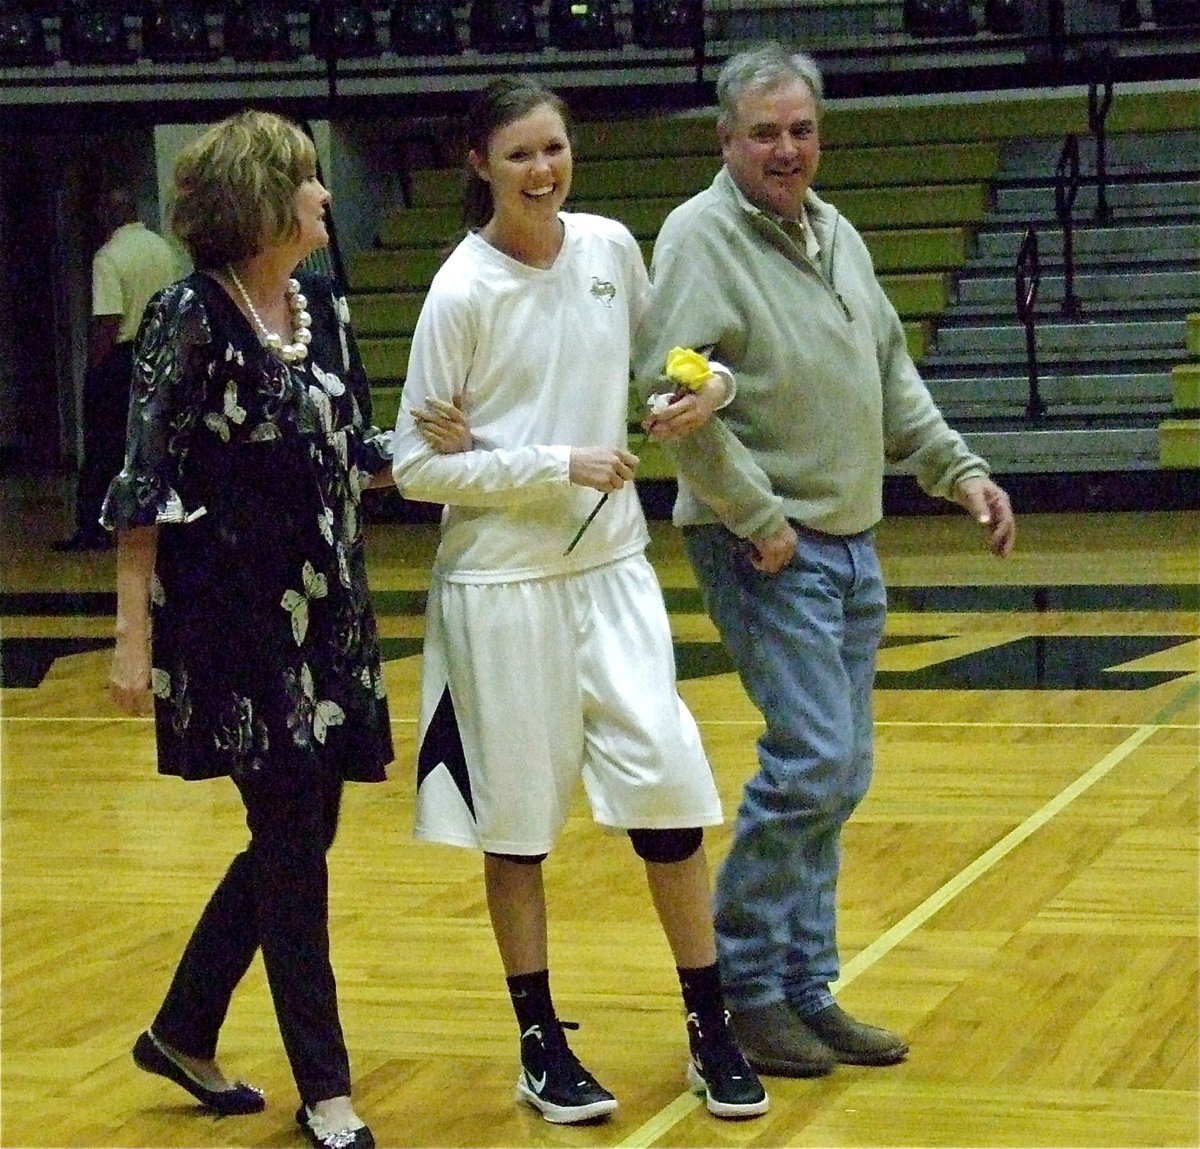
[{"left": 226, "top": 265, "right": 312, "bottom": 363}]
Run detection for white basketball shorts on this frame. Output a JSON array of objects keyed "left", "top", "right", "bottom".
[{"left": 413, "top": 554, "right": 722, "bottom": 854}]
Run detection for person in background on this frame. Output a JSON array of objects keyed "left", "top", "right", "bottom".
[
  {"left": 54, "top": 186, "right": 179, "bottom": 552},
  {"left": 104, "top": 110, "right": 393, "bottom": 1149},
  {"left": 634, "top": 41, "right": 1016, "bottom": 1079},
  {"left": 392, "top": 76, "right": 768, "bottom": 1127}
]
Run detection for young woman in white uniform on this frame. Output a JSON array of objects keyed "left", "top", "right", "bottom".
[{"left": 392, "top": 77, "right": 768, "bottom": 1126}]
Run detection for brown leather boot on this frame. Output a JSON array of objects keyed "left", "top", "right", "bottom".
[
  {"left": 801, "top": 1003, "right": 909, "bottom": 1066},
  {"left": 727, "top": 1002, "right": 835, "bottom": 1077}
]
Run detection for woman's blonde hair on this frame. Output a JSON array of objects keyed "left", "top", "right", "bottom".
[{"left": 170, "top": 109, "right": 318, "bottom": 270}]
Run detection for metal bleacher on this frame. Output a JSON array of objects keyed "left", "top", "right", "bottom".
[
  {"left": 2, "top": 0, "right": 1199, "bottom": 494},
  {"left": 349, "top": 81, "right": 1200, "bottom": 483},
  {"left": 918, "top": 126, "right": 1200, "bottom": 473}
]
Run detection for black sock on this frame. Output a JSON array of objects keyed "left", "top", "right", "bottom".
[
  {"left": 678, "top": 963, "right": 728, "bottom": 1038},
  {"left": 506, "top": 969, "right": 554, "bottom": 1034}
]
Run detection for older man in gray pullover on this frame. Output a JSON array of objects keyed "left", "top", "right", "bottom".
[{"left": 635, "top": 41, "right": 1016, "bottom": 1079}]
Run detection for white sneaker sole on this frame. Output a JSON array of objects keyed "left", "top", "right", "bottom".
[
  {"left": 515, "top": 1078, "right": 618, "bottom": 1124},
  {"left": 686, "top": 1060, "right": 770, "bottom": 1118}
]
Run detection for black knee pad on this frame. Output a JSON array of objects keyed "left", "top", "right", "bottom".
[
  {"left": 628, "top": 827, "right": 703, "bottom": 864},
  {"left": 484, "top": 851, "right": 548, "bottom": 865}
]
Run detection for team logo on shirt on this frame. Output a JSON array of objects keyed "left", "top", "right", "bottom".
[{"left": 590, "top": 277, "right": 617, "bottom": 307}]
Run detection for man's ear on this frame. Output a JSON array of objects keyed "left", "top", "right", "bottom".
[{"left": 467, "top": 149, "right": 490, "bottom": 183}]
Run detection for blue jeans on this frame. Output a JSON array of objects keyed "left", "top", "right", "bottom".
[{"left": 684, "top": 522, "right": 886, "bottom": 1017}]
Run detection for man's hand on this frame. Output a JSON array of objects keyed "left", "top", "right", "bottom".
[
  {"left": 643, "top": 375, "right": 725, "bottom": 441},
  {"left": 749, "top": 522, "right": 798, "bottom": 574},
  {"left": 955, "top": 476, "right": 1016, "bottom": 557}
]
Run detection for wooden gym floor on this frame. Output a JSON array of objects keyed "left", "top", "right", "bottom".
[{"left": 1, "top": 474, "right": 1197, "bottom": 1148}]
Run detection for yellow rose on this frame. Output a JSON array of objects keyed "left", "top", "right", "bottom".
[{"left": 664, "top": 346, "right": 713, "bottom": 392}]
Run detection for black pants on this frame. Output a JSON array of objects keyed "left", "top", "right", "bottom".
[
  {"left": 73, "top": 341, "right": 134, "bottom": 537},
  {"left": 151, "top": 764, "right": 352, "bottom": 1105}
]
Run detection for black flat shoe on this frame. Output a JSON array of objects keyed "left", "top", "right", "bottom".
[
  {"left": 132, "top": 1030, "right": 265, "bottom": 1115},
  {"left": 296, "top": 1105, "right": 376, "bottom": 1149}
]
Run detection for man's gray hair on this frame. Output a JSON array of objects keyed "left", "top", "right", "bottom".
[{"left": 716, "top": 42, "right": 824, "bottom": 130}]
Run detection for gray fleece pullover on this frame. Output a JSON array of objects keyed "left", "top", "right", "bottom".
[{"left": 634, "top": 167, "right": 990, "bottom": 540}]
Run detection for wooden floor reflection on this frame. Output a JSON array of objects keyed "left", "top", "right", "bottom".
[{"left": 2, "top": 476, "right": 1197, "bottom": 1148}]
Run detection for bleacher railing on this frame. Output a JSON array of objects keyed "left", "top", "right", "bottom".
[
  {"left": 1015, "top": 226, "right": 1045, "bottom": 421},
  {"left": 1054, "top": 132, "right": 1083, "bottom": 322},
  {"left": 1087, "top": 74, "right": 1115, "bottom": 223}
]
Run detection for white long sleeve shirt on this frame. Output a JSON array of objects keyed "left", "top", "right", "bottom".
[{"left": 393, "top": 213, "right": 651, "bottom": 583}]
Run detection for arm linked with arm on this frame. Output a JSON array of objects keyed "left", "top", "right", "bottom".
[
  {"left": 393, "top": 435, "right": 575, "bottom": 507},
  {"left": 391, "top": 287, "right": 575, "bottom": 506},
  {"left": 634, "top": 216, "right": 787, "bottom": 542}
]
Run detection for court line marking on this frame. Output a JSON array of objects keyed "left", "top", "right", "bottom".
[{"left": 615, "top": 680, "right": 1196, "bottom": 1148}]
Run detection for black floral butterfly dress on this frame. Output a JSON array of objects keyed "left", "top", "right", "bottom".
[{"left": 103, "top": 271, "right": 393, "bottom": 783}]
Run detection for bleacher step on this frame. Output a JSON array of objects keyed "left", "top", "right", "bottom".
[
  {"left": 1159, "top": 419, "right": 1200, "bottom": 468},
  {"left": 402, "top": 140, "right": 1006, "bottom": 209},
  {"left": 929, "top": 318, "right": 1188, "bottom": 358},
  {"left": 973, "top": 222, "right": 1200, "bottom": 262},
  {"left": 926, "top": 371, "right": 1173, "bottom": 420},
  {"left": 993, "top": 179, "right": 1200, "bottom": 217},
  {"left": 349, "top": 291, "right": 426, "bottom": 336},
  {"left": 953, "top": 269, "right": 1200, "bottom": 310},
  {"left": 375, "top": 182, "right": 994, "bottom": 250},
  {"left": 997, "top": 131, "right": 1200, "bottom": 180},
  {"left": 1173, "top": 363, "right": 1200, "bottom": 409},
  {"left": 360, "top": 325, "right": 932, "bottom": 387},
  {"left": 953, "top": 425, "right": 1162, "bottom": 473}
]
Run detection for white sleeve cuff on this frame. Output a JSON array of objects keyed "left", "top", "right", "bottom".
[{"left": 709, "top": 361, "right": 736, "bottom": 409}]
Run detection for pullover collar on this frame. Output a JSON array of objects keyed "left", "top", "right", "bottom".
[{"left": 714, "top": 167, "right": 832, "bottom": 263}]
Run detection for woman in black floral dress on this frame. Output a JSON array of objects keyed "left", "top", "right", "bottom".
[{"left": 104, "top": 110, "right": 391, "bottom": 1149}]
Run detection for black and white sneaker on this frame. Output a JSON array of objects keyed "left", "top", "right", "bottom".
[
  {"left": 515, "top": 1019, "right": 618, "bottom": 1124},
  {"left": 686, "top": 1011, "right": 770, "bottom": 1118}
]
